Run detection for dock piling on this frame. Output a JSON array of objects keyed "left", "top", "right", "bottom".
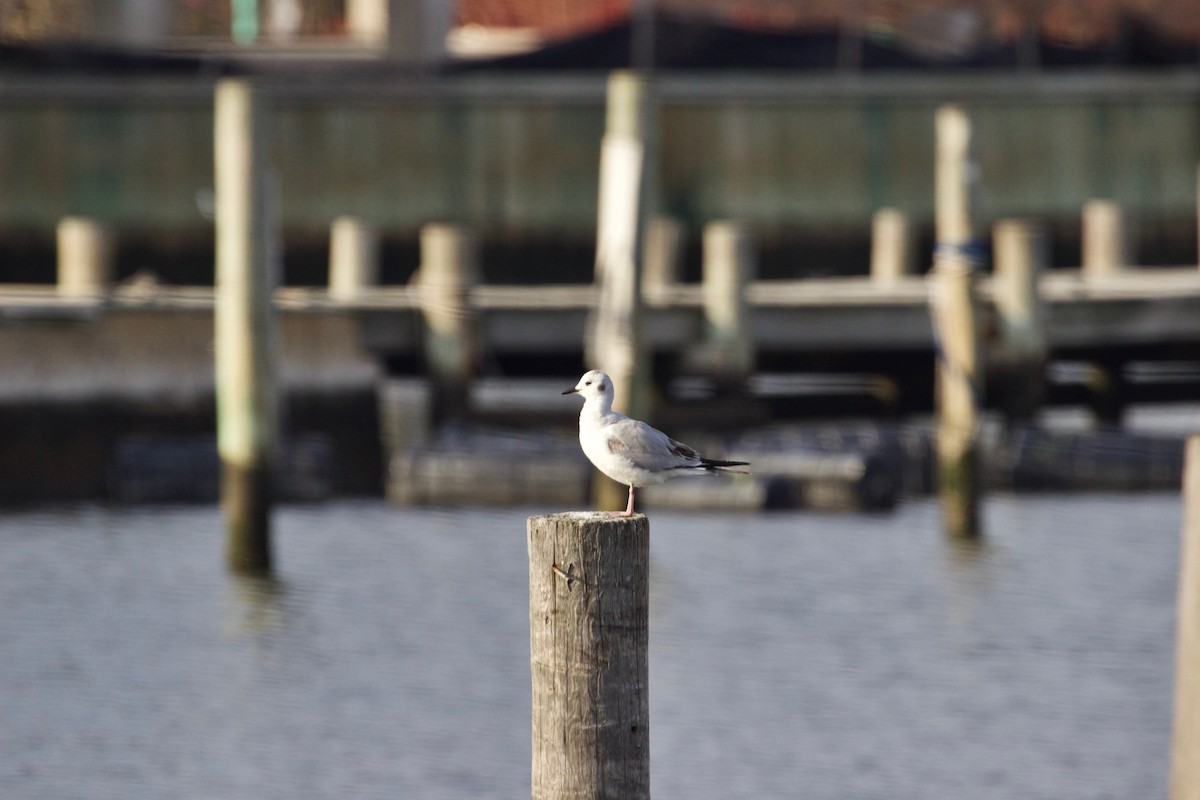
[
  {"left": 588, "top": 70, "right": 652, "bottom": 421},
  {"left": 588, "top": 71, "right": 654, "bottom": 510},
  {"left": 528, "top": 513, "right": 650, "bottom": 800},
  {"left": 56, "top": 217, "right": 115, "bottom": 297},
  {"left": 698, "top": 219, "right": 755, "bottom": 384},
  {"left": 416, "top": 222, "right": 480, "bottom": 415},
  {"left": 214, "top": 77, "right": 279, "bottom": 574},
  {"left": 1082, "top": 199, "right": 1128, "bottom": 277},
  {"left": 329, "top": 216, "right": 379, "bottom": 300},
  {"left": 1080, "top": 200, "right": 1131, "bottom": 424},
  {"left": 870, "top": 208, "right": 915, "bottom": 283},
  {"left": 1171, "top": 435, "right": 1200, "bottom": 800},
  {"left": 931, "top": 105, "right": 983, "bottom": 538},
  {"left": 992, "top": 219, "right": 1048, "bottom": 424},
  {"left": 641, "top": 215, "right": 684, "bottom": 295}
]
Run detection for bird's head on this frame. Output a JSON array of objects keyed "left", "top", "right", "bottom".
[{"left": 562, "top": 369, "right": 614, "bottom": 403}]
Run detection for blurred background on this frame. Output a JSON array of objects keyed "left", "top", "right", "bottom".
[{"left": 1, "top": 0, "right": 1198, "bottom": 286}]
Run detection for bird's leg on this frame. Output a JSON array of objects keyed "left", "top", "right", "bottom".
[{"left": 609, "top": 484, "right": 636, "bottom": 517}]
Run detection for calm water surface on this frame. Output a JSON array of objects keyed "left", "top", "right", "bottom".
[{"left": 0, "top": 496, "right": 1182, "bottom": 799}]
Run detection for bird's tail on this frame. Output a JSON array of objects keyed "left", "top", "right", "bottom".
[{"left": 697, "top": 457, "right": 751, "bottom": 475}]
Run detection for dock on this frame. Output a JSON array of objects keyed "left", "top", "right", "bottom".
[
  {"left": 3, "top": 267, "right": 1198, "bottom": 405},
  {"left": 3, "top": 261, "right": 1197, "bottom": 508}
]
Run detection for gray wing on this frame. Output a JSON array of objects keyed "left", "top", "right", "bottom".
[{"left": 603, "top": 417, "right": 701, "bottom": 472}]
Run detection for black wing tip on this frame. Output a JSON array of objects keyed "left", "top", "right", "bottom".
[{"left": 700, "top": 458, "right": 751, "bottom": 468}]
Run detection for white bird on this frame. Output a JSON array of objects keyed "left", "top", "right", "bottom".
[{"left": 562, "top": 369, "right": 750, "bottom": 516}]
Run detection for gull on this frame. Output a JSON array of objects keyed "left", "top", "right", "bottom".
[{"left": 563, "top": 369, "right": 750, "bottom": 516}]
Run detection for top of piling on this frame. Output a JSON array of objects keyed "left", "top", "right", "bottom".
[{"left": 529, "top": 511, "right": 647, "bottom": 523}]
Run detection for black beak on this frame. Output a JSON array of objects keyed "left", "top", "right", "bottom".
[{"left": 562, "top": 387, "right": 579, "bottom": 395}]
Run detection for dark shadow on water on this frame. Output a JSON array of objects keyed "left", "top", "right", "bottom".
[
  {"left": 945, "top": 534, "right": 991, "bottom": 573},
  {"left": 223, "top": 572, "right": 291, "bottom": 641},
  {"left": 940, "top": 532, "right": 1005, "bottom": 630}
]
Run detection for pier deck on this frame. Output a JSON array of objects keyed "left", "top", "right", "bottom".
[{"left": 3, "top": 268, "right": 1198, "bottom": 366}]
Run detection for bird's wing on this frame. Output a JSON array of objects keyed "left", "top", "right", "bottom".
[
  {"left": 665, "top": 437, "right": 701, "bottom": 461},
  {"left": 603, "top": 417, "right": 698, "bottom": 472}
]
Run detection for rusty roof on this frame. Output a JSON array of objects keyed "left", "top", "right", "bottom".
[{"left": 457, "top": 0, "right": 1200, "bottom": 46}]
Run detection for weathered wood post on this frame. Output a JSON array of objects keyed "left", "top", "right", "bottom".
[
  {"left": 328, "top": 216, "right": 379, "bottom": 300},
  {"left": 215, "top": 78, "right": 279, "bottom": 574},
  {"left": 991, "top": 219, "right": 1048, "bottom": 424},
  {"left": 699, "top": 220, "right": 755, "bottom": 385},
  {"left": 589, "top": 70, "right": 652, "bottom": 419},
  {"left": 641, "top": 216, "right": 684, "bottom": 297},
  {"left": 930, "top": 105, "right": 983, "bottom": 538},
  {"left": 1080, "top": 199, "right": 1129, "bottom": 425},
  {"left": 1171, "top": 435, "right": 1200, "bottom": 800},
  {"left": 870, "top": 207, "right": 916, "bottom": 283},
  {"left": 528, "top": 512, "right": 650, "bottom": 800},
  {"left": 56, "top": 217, "right": 115, "bottom": 297},
  {"left": 1081, "top": 199, "right": 1127, "bottom": 277},
  {"left": 416, "top": 222, "right": 480, "bottom": 416},
  {"left": 587, "top": 70, "right": 654, "bottom": 510}
]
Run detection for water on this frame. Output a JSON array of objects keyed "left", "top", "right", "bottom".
[{"left": 0, "top": 496, "right": 1182, "bottom": 799}]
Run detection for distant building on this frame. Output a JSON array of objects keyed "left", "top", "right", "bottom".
[{"left": 0, "top": 0, "right": 1195, "bottom": 67}]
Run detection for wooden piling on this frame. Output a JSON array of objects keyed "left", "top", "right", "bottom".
[
  {"left": 1082, "top": 199, "right": 1127, "bottom": 277},
  {"left": 345, "top": 0, "right": 388, "bottom": 45},
  {"left": 416, "top": 222, "right": 480, "bottom": 415},
  {"left": 870, "top": 208, "right": 915, "bottom": 283},
  {"left": 588, "top": 70, "right": 652, "bottom": 422},
  {"left": 328, "top": 216, "right": 379, "bottom": 300},
  {"left": 930, "top": 105, "right": 983, "bottom": 538},
  {"left": 1171, "top": 435, "right": 1200, "bottom": 800},
  {"left": 991, "top": 219, "right": 1048, "bottom": 423},
  {"left": 214, "top": 78, "right": 278, "bottom": 574},
  {"left": 528, "top": 512, "right": 650, "bottom": 800},
  {"left": 700, "top": 220, "right": 755, "bottom": 383},
  {"left": 1080, "top": 200, "right": 1129, "bottom": 423},
  {"left": 56, "top": 217, "right": 115, "bottom": 297},
  {"left": 641, "top": 216, "right": 684, "bottom": 296},
  {"left": 588, "top": 71, "right": 654, "bottom": 511}
]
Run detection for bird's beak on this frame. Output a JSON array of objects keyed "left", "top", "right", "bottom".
[{"left": 562, "top": 387, "right": 579, "bottom": 395}]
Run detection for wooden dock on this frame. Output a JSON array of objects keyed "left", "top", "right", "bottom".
[
  {"left": 2, "top": 267, "right": 1198, "bottom": 406},
  {"left": 2, "top": 268, "right": 1195, "bottom": 506}
]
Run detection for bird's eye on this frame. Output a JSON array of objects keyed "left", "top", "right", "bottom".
[{"left": 584, "top": 381, "right": 592, "bottom": 386}]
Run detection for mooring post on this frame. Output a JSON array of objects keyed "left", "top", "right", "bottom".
[
  {"left": 588, "top": 70, "right": 654, "bottom": 510},
  {"left": 416, "top": 222, "right": 480, "bottom": 416},
  {"left": 528, "top": 512, "right": 650, "bottom": 800},
  {"left": 328, "top": 216, "right": 379, "bottom": 300},
  {"left": 214, "top": 77, "right": 279, "bottom": 574},
  {"left": 1080, "top": 199, "right": 1129, "bottom": 426},
  {"left": 1171, "top": 435, "right": 1200, "bottom": 800},
  {"left": 1081, "top": 199, "right": 1127, "bottom": 278},
  {"left": 56, "top": 217, "right": 115, "bottom": 297},
  {"left": 700, "top": 219, "right": 755, "bottom": 385},
  {"left": 641, "top": 215, "right": 684, "bottom": 297},
  {"left": 991, "top": 219, "right": 1048, "bottom": 424},
  {"left": 930, "top": 105, "right": 983, "bottom": 538},
  {"left": 870, "top": 207, "right": 915, "bottom": 283}
]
